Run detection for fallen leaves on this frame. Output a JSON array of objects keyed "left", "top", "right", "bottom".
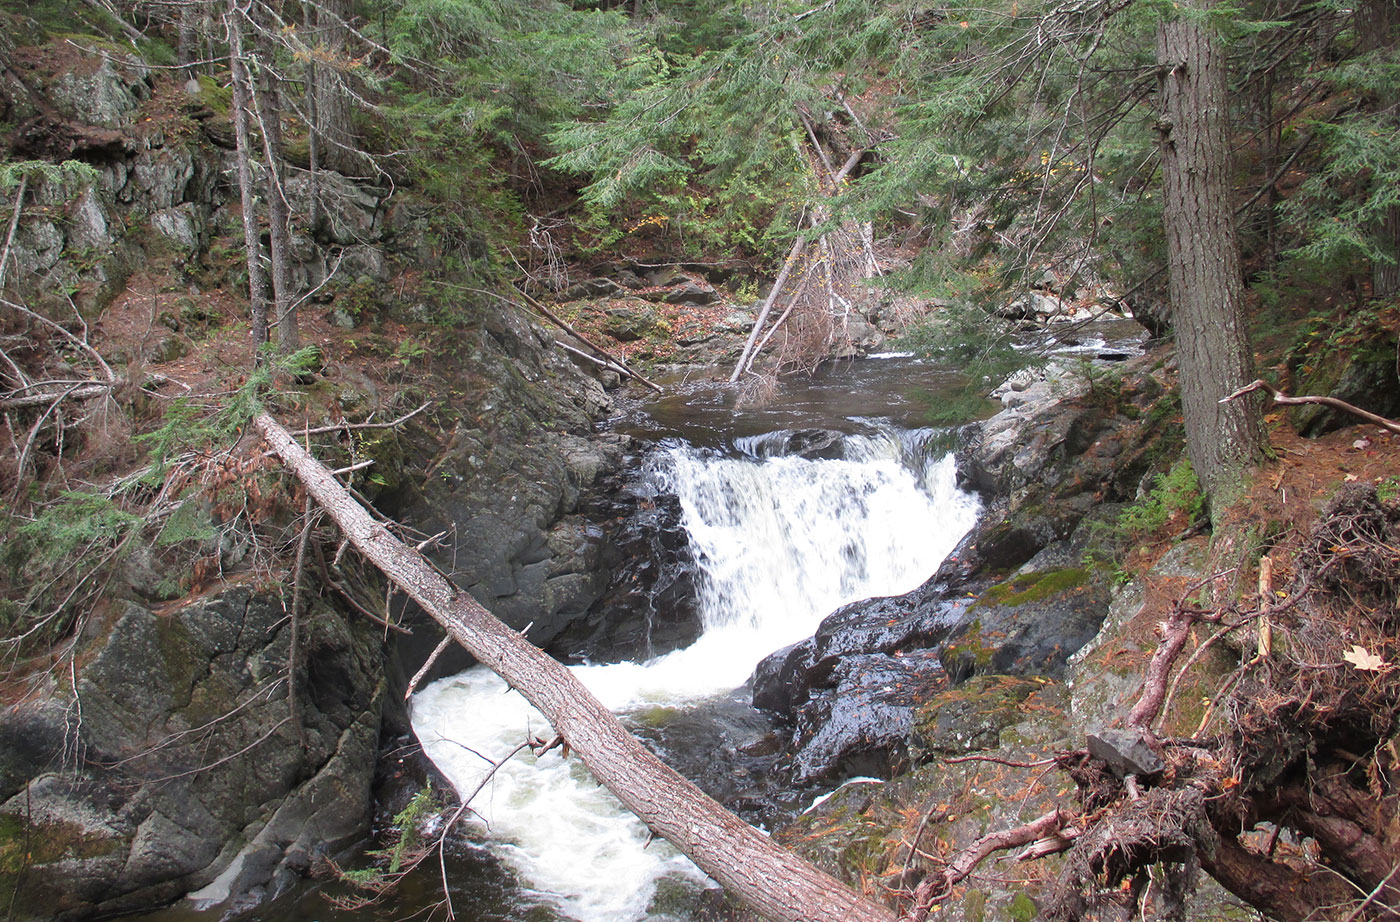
[{"left": 1341, "top": 644, "right": 1390, "bottom": 672}]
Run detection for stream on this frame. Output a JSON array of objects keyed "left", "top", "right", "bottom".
[
  {"left": 409, "top": 356, "right": 983, "bottom": 922},
  {"left": 128, "top": 336, "right": 1148, "bottom": 922}
]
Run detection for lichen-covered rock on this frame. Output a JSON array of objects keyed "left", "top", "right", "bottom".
[
  {"left": 910, "top": 675, "right": 1050, "bottom": 757},
  {"left": 1065, "top": 538, "right": 1212, "bottom": 736},
  {"left": 129, "top": 147, "right": 197, "bottom": 212},
  {"left": 283, "top": 170, "right": 385, "bottom": 245},
  {"left": 0, "top": 587, "right": 384, "bottom": 921},
  {"left": 49, "top": 49, "right": 149, "bottom": 128},
  {"left": 941, "top": 567, "right": 1108, "bottom": 681},
  {"left": 67, "top": 187, "right": 113, "bottom": 250},
  {"left": 149, "top": 204, "right": 204, "bottom": 252},
  {"left": 601, "top": 305, "right": 662, "bottom": 341}
]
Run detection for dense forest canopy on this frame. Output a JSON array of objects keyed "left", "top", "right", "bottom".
[{"left": 91, "top": 0, "right": 1388, "bottom": 297}]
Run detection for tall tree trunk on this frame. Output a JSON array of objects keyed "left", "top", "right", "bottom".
[
  {"left": 301, "top": 0, "right": 321, "bottom": 234},
  {"left": 225, "top": 0, "right": 269, "bottom": 347},
  {"left": 178, "top": 0, "right": 205, "bottom": 80},
  {"left": 1358, "top": 0, "right": 1400, "bottom": 297},
  {"left": 250, "top": 22, "right": 299, "bottom": 352},
  {"left": 1156, "top": 2, "right": 1265, "bottom": 506},
  {"left": 253, "top": 411, "right": 897, "bottom": 922},
  {"left": 314, "top": 0, "right": 364, "bottom": 176}
]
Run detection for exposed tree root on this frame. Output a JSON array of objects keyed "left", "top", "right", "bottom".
[{"left": 898, "top": 482, "right": 1400, "bottom": 922}]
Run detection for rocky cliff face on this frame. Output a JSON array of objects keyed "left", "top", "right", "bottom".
[
  {"left": 0, "top": 588, "right": 383, "bottom": 920},
  {"left": 0, "top": 26, "right": 632, "bottom": 918}
]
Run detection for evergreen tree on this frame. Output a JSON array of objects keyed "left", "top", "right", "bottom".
[{"left": 1155, "top": 0, "right": 1265, "bottom": 505}]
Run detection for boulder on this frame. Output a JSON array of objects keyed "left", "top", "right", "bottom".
[
  {"left": 789, "top": 650, "right": 948, "bottom": 783},
  {"left": 910, "top": 674, "right": 1049, "bottom": 757},
  {"left": 67, "top": 187, "right": 113, "bottom": 250},
  {"left": 563, "top": 277, "right": 624, "bottom": 300},
  {"left": 129, "top": 147, "right": 196, "bottom": 212},
  {"left": 1289, "top": 334, "right": 1400, "bottom": 437},
  {"left": 600, "top": 306, "right": 661, "bottom": 341},
  {"left": 150, "top": 204, "right": 204, "bottom": 252},
  {"left": 283, "top": 171, "right": 384, "bottom": 245},
  {"left": 662, "top": 281, "right": 719, "bottom": 306},
  {"left": 0, "top": 588, "right": 384, "bottom": 921},
  {"left": 49, "top": 52, "right": 148, "bottom": 129}
]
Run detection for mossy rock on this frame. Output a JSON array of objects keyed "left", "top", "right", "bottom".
[
  {"left": 974, "top": 568, "right": 1089, "bottom": 609},
  {"left": 911, "top": 675, "right": 1055, "bottom": 757},
  {"left": 1289, "top": 338, "right": 1400, "bottom": 436},
  {"left": 600, "top": 306, "right": 661, "bottom": 342},
  {"left": 0, "top": 786, "right": 127, "bottom": 920},
  {"left": 191, "top": 73, "right": 232, "bottom": 116},
  {"left": 942, "top": 567, "right": 1109, "bottom": 682}
]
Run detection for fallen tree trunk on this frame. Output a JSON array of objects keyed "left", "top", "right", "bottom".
[{"left": 253, "top": 410, "right": 896, "bottom": 922}]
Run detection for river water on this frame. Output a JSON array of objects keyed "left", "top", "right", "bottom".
[
  {"left": 409, "top": 356, "right": 982, "bottom": 922},
  {"left": 133, "top": 334, "right": 1147, "bottom": 921}
]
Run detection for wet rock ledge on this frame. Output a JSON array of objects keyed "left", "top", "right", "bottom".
[{"left": 751, "top": 353, "right": 1182, "bottom": 784}]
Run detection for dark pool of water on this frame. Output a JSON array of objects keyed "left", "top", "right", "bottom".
[
  {"left": 612, "top": 354, "right": 969, "bottom": 449},
  {"left": 612, "top": 319, "right": 1146, "bottom": 448}
]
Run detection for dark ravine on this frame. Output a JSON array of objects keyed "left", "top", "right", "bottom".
[{"left": 0, "top": 26, "right": 1189, "bottom": 922}]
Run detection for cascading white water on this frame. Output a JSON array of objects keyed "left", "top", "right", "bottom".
[{"left": 411, "top": 428, "right": 980, "bottom": 922}]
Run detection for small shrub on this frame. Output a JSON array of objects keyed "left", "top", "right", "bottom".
[{"left": 1118, "top": 459, "right": 1204, "bottom": 538}]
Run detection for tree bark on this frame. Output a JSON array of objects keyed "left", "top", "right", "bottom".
[
  {"left": 253, "top": 411, "right": 896, "bottom": 922},
  {"left": 313, "top": 0, "right": 365, "bottom": 176},
  {"left": 178, "top": 1, "right": 205, "bottom": 80},
  {"left": 1156, "top": 3, "right": 1265, "bottom": 506},
  {"left": 225, "top": 0, "right": 269, "bottom": 347},
  {"left": 301, "top": 0, "right": 322, "bottom": 234},
  {"left": 1358, "top": 0, "right": 1400, "bottom": 297},
  {"left": 249, "top": 20, "right": 299, "bottom": 352}
]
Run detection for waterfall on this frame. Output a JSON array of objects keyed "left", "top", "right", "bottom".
[{"left": 410, "top": 428, "right": 979, "bottom": 922}]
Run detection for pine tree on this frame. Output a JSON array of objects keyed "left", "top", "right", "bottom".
[{"left": 1156, "top": 0, "right": 1266, "bottom": 505}]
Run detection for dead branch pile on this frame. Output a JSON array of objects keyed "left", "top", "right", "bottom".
[
  {"left": 1230, "top": 485, "right": 1400, "bottom": 782},
  {"left": 731, "top": 132, "right": 879, "bottom": 391},
  {"left": 901, "top": 483, "right": 1400, "bottom": 922}
]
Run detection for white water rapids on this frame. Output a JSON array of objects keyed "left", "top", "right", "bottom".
[{"left": 411, "top": 428, "right": 980, "bottom": 921}]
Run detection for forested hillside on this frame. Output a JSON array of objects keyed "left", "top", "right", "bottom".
[{"left": 0, "top": 1, "right": 1397, "bottom": 921}]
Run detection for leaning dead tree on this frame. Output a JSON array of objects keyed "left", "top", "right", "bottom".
[
  {"left": 253, "top": 410, "right": 895, "bottom": 922},
  {"left": 730, "top": 114, "right": 876, "bottom": 384}
]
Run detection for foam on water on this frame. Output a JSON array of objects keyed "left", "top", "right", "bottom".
[{"left": 411, "top": 430, "right": 979, "bottom": 921}]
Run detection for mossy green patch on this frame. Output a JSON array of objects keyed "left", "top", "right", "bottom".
[
  {"left": 1008, "top": 890, "right": 1037, "bottom": 922},
  {"left": 193, "top": 74, "right": 233, "bottom": 116},
  {"left": 0, "top": 809, "right": 124, "bottom": 919},
  {"left": 913, "top": 675, "right": 1048, "bottom": 755},
  {"left": 963, "top": 887, "right": 989, "bottom": 922},
  {"left": 942, "top": 619, "right": 997, "bottom": 670},
  {"left": 975, "top": 568, "right": 1089, "bottom": 609}
]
